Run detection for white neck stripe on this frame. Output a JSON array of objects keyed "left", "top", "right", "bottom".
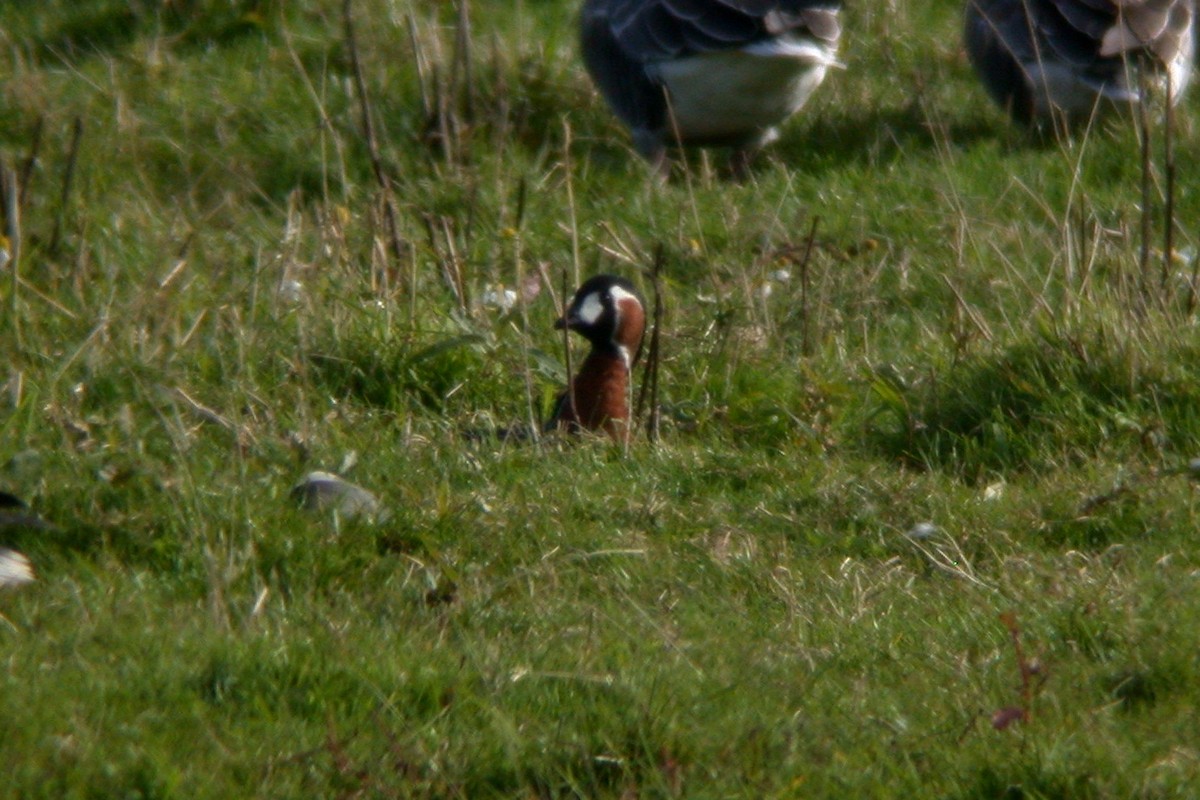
[{"left": 608, "top": 285, "right": 637, "bottom": 306}]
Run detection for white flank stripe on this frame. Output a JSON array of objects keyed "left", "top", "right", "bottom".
[{"left": 0, "top": 548, "right": 34, "bottom": 588}]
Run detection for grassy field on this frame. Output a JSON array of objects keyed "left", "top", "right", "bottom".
[{"left": 3, "top": 0, "right": 1200, "bottom": 796}]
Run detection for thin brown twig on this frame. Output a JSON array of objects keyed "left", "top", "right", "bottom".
[
  {"left": 49, "top": 116, "right": 83, "bottom": 258},
  {"left": 2, "top": 160, "right": 19, "bottom": 341},
  {"left": 636, "top": 244, "right": 665, "bottom": 443},
  {"left": 798, "top": 216, "right": 819, "bottom": 357},
  {"left": 17, "top": 115, "right": 43, "bottom": 210},
  {"left": 1189, "top": 223, "right": 1200, "bottom": 314},
  {"left": 561, "top": 267, "right": 575, "bottom": 433},
  {"left": 941, "top": 274, "right": 994, "bottom": 342},
  {"left": 439, "top": 215, "right": 467, "bottom": 313},
  {"left": 405, "top": 14, "right": 431, "bottom": 119},
  {"left": 343, "top": 0, "right": 406, "bottom": 271},
  {"left": 452, "top": 0, "right": 474, "bottom": 124},
  {"left": 1136, "top": 67, "right": 1153, "bottom": 309},
  {"left": 511, "top": 177, "right": 540, "bottom": 444},
  {"left": 419, "top": 213, "right": 466, "bottom": 313},
  {"left": 534, "top": 259, "right": 560, "bottom": 318},
  {"left": 1, "top": 160, "right": 18, "bottom": 267},
  {"left": 647, "top": 248, "right": 664, "bottom": 443},
  {"left": 1161, "top": 69, "right": 1175, "bottom": 299},
  {"left": 13, "top": 273, "right": 79, "bottom": 320},
  {"left": 281, "top": 24, "right": 348, "bottom": 201},
  {"left": 563, "top": 119, "right": 581, "bottom": 288},
  {"left": 1002, "top": 611, "right": 1040, "bottom": 717},
  {"left": 172, "top": 386, "right": 256, "bottom": 450}
]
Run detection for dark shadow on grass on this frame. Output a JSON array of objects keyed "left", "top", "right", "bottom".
[
  {"left": 774, "top": 104, "right": 1008, "bottom": 176},
  {"left": 1104, "top": 662, "right": 1189, "bottom": 713},
  {"left": 575, "top": 102, "right": 1032, "bottom": 180},
  {"left": 863, "top": 334, "right": 1200, "bottom": 481},
  {"left": 308, "top": 333, "right": 490, "bottom": 414},
  {"left": 951, "top": 764, "right": 1100, "bottom": 800},
  {"left": 27, "top": 5, "right": 141, "bottom": 62},
  {"left": 30, "top": 0, "right": 284, "bottom": 64}
]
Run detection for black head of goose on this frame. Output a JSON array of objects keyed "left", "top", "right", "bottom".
[
  {"left": 965, "top": 0, "right": 1194, "bottom": 124},
  {"left": 581, "top": 0, "right": 843, "bottom": 168}
]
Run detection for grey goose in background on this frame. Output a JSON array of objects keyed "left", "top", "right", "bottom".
[
  {"left": 581, "top": 0, "right": 842, "bottom": 168},
  {"left": 965, "top": 0, "right": 1195, "bottom": 125}
]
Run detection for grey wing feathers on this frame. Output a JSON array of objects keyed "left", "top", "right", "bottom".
[
  {"left": 973, "top": 0, "right": 1191, "bottom": 67},
  {"left": 596, "top": 0, "right": 842, "bottom": 62}
]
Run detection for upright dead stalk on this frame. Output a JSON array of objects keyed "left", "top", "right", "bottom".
[
  {"left": 561, "top": 266, "right": 575, "bottom": 432},
  {"left": 511, "top": 178, "right": 541, "bottom": 443},
  {"left": 1136, "top": 68, "right": 1153, "bottom": 309},
  {"left": 798, "top": 216, "right": 819, "bottom": 357},
  {"left": 635, "top": 245, "right": 665, "bottom": 443},
  {"left": 17, "top": 116, "right": 43, "bottom": 209},
  {"left": 451, "top": 0, "right": 475, "bottom": 124},
  {"left": 1161, "top": 70, "right": 1175, "bottom": 297},
  {"left": 343, "top": 0, "right": 406, "bottom": 273},
  {"left": 48, "top": 116, "right": 82, "bottom": 259},
  {"left": 645, "top": 246, "right": 664, "bottom": 442},
  {"left": 2, "top": 159, "right": 19, "bottom": 335}
]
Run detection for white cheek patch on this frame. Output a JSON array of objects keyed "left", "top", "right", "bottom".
[{"left": 575, "top": 291, "right": 605, "bottom": 326}]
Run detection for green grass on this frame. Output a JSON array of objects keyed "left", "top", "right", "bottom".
[{"left": 3, "top": 0, "right": 1200, "bottom": 796}]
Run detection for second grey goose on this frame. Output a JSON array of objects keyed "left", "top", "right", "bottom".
[
  {"left": 581, "top": 0, "right": 842, "bottom": 168},
  {"left": 965, "top": 0, "right": 1195, "bottom": 124}
]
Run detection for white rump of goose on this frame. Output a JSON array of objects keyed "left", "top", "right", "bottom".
[{"left": 581, "top": 0, "right": 843, "bottom": 165}]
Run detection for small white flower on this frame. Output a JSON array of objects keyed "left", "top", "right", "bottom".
[
  {"left": 769, "top": 269, "right": 792, "bottom": 283},
  {"left": 278, "top": 279, "right": 304, "bottom": 304},
  {"left": 906, "top": 522, "right": 938, "bottom": 541},
  {"left": 481, "top": 286, "right": 518, "bottom": 312}
]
